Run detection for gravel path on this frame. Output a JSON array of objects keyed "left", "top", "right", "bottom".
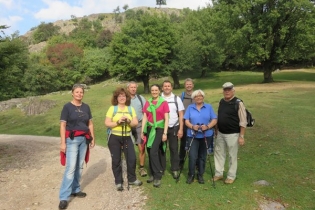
[{"left": 0, "top": 134, "right": 146, "bottom": 210}]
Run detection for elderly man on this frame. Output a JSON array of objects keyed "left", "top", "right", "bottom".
[{"left": 214, "top": 82, "right": 247, "bottom": 184}]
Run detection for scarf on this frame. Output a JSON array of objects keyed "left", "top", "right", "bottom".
[{"left": 144, "top": 96, "right": 166, "bottom": 151}]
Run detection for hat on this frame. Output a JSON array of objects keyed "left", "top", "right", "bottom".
[{"left": 222, "top": 82, "right": 234, "bottom": 89}]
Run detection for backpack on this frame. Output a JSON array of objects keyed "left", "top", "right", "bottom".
[
  {"left": 235, "top": 99, "right": 255, "bottom": 127},
  {"left": 219, "top": 98, "right": 255, "bottom": 127},
  {"left": 106, "top": 106, "right": 133, "bottom": 135},
  {"left": 167, "top": 95, "right": 179, "bottom": 115},
  {"left": 181, "top": 91, "right": 193, "bottom": 103}
]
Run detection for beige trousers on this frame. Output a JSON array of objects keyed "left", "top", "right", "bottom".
[{"left": 214, "top": 132, "right": 239, "bottom": 180}]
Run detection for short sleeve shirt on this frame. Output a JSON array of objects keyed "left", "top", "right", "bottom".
[
  {"left": 60, "top": 102, "right": 92, "bottom": 132},
  {"left": 106, "top": 106, "right": 137, "bottom": 134}
]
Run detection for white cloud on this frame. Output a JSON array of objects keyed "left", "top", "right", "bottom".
[
  {"left": 34, "top": 0, "right": 85, "bottom": 21},
  {"left": 0, "top": 0, "right": 13, "bottom": 8},
  {"left": 0, "top": 15, "right": 23, "bottom": 34}
]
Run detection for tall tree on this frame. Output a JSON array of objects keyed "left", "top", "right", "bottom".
[
  {"left": 156, "top": 0, "right": 167, "bottom": 7},
  {"left": 110, "top": 12, "right": 175, "bottom": 93},
  {"left": 212, "top": 0, "right": 315, "bottom": 82},
  {"left": 0, "top": 35, "right": 29, "bottom": 100}
]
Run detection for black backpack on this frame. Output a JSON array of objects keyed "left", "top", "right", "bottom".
[
  {"left": 235, "top": 99, "right": 255, "bottom": 127},
  {"left": 220, "top": 98, "right": 255, "bottom": 127}
]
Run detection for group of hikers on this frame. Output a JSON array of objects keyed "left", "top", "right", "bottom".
[{"left": 57, "top": 79, "right": 247, "bottom": 209}]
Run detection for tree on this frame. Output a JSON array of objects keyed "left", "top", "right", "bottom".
[
  {"left": 0, "top": 36, "right": 29, "bottom": 100},
  {"left": 212, "top": 0, "right": 315, "bottom": 82},
  {"left": 156, "top": 0, "right": 167, "bottom": 7},
  {"left": 46, "top": 43, "right": 84, "bottom": 89},
  {"left": 110, "top": 12, "right": 175, "bottom": 93},
  {"left": 32, "top": 22, "right": 60, "bottom": 44}
]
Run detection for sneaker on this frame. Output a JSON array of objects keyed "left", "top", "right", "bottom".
[
  {"left": 58, "top": 200, "right": 68, "bottom": 209},
  {"left": 147, "top": 176, "right": 154, "bottom": 183},
  {"left": 198, "top": 175, "right": 204, "bottom": 184},
  {"left": 186, "top": 175, "right": 194, "bottom": 184},
  {"left": 153, "top": 179, "right": 161, "bottom": 188},
  {"left": 213, "top": 176, "right": 223, "bottom": 182},
  {"left": 139, "top": 168, "right": 147, "bottom": 177},
  {"left": 116, "top": 184, "right": 124, "bottom": 191},
  {"left": 129, "top": 179, "right": 143, "bottom": 186},
  {"left": 224, "top": 178, "right": 235, "bottom": 184},
  {"left": 70, "top": 191, "right": 86, "bottom": 198},
  {"left": 172, "top": 171, "right": 179, "bottom": 179}
]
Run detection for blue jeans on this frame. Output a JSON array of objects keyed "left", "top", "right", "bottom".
[
  {"left": 59, "top": 136, "right": 87, "bottom": 200},
  {"left": 187, "top": 136, "right": 213, "bottom": 176}
]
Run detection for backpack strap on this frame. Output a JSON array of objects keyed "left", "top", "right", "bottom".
[
  {"left": 136, "top": 94, "right": 144, "bottom": 108},
  {"left": 181, "top": 92, "right": 185, "bottom": 101},
  {"left": 112, "top": 105, "right": 118, "bottom": 117},
  {"left": 127, "top": 106, "right": 133, "bottom": 117}
]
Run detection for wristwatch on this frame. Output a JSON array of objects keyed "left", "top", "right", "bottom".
[{"left": 239, "top": 135, "right": 244, "bottom": 139}]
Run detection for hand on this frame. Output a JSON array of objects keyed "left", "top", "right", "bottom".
[
  {"left": 141, "top": 133, "right": 145, "bottom": 140},
  {"left": 60, "top": 142, "right": 66, "bottom": 153},
  {"left": 191, "top": 125, "right": 197, "bottom": 131},
  {"left": 201, "top": 124, "right": 208, "bottom": 131},
  {"left": 238, "top": 137, "right": 245, "bottom": 146},
  {"left": 162, "top": 133, "right": 167, "bottom": 142},
  {"left": 89, "top": 140, "right": 95, "bottom": 148},
  {"left": 177, "top": 129, "right": 183, "bottom": 138}
]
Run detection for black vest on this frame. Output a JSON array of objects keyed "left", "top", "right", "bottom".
[{"left": 218, "top": 97, "right": 240, "bottom": 134}]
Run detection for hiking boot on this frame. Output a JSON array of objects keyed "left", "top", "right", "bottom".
[
  {"left": 58, "top": 200, "right": 68, "bottom": 209},
  {"left": 70, "top": 191, "right": 86, "bottom": 198},
  {"left": 147, "top": 176, "right": 154, "bottom": 183},
  {"left": 224, "top": 178, "right": 235, "bottom": 184},
  {"left": 153, "top": 179, "right": 161, "bottom": 188},
  {"left": 129, "top": 179, "right": 143, "bottom": 186},
  {"left": 139, "top": 168, "right": 147, "bottom": 177},
  {"left": 172, "top": 171, "right": 179, "bottom": 179},
  {"left": 198, "top": 175, "right": 205, "bottom": 184},
  {"left": 116, "top": 184, "right": 124, "bottom": 191},
  {"left": 186, "top": 175, "right": 194, "bottom": 184},
  {"left": 213, "top": 176, "right": 223, "bottom": 182}
]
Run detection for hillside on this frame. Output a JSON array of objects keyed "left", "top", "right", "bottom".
[{"left": 22, "top": 6, "right": 181, "bottom": 53}]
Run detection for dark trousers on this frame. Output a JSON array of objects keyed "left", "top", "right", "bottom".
[
  {"left": 187, "top": 136, "right": 213, "bottom": 177},
  {"left": 146, "top": 127, "right": 164, "bottom": 180},
  {"left": 160, "top": 125, "right": 180, "bottom": 171},
  {"left": 179, "top": 124, "right": 188, "bottom": 163},
  {"left": 108, "top": 134, "right": 137, "bottom": 184}
]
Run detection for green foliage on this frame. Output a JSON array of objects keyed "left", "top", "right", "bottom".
[
  {"left": 110, "top": 12, "right": 175, "bottom": 92},
  {"left": 212, "top": 0, "right": 315, "bottom": 82},
  {"left": 46, "top": 42, "right": 84, "bottom": 89},
  {"left": 68, "top": 18, "right": 98, "bottom": 48},
  {"left": 156, "top": 0, "right": 167, "bottom": 6},
  {"left": 0, "top": 37, "right": 29, "bottom": 101},
  {"left": 79, "top": 48, "right": 111, "bottom": 83},
  {"left": 96, "top": 29, "right": 113, "bottom": 48},
  {"left": 32, "top": 22, "right": 60, "bottom": 44}
]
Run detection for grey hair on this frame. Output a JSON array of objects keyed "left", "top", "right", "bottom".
[
  {"left": 127, "top": 81, "right": 138, "bottom": 88},
  {"left": 191, "top": 89, "right": 205, "bottom": 98},
  {"left": 184, "top": 78, "right": 193, "bottom": 85}
]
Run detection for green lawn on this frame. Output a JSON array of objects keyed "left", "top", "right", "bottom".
[{"left": 0, "top": 69, "right": 314, "bottom": 209}]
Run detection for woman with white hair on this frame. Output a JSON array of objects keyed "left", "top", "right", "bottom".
[{"left": 183, "top": 89, "right": 217, "bottom": 184}]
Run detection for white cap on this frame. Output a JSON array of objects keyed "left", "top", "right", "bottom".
[{"left": 222, "top": 82, "right": 234, "bottom": 89}]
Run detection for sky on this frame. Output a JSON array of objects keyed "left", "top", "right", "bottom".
[{"left": 0, "top": 0, "right": 211, "bottom": 36}]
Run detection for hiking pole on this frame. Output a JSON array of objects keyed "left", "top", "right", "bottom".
[
  {"left": 176, "top": 133, "right": 195, "bottom": 183},
  {"left": 123, "top": 121, "right": 130, "bottom": 191},
  {"left": 203, "top": 129, "right": 216, "bottom": 189}
]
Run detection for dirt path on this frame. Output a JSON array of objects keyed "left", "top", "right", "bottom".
[{"left": 0, "top": 135, "right": 146, "bottom": 210}]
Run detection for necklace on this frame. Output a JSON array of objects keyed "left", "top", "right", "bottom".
[{"left": 72, "top": 101, "right": 82, "bottom": 113}]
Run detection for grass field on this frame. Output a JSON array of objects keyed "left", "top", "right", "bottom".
[{"left": 0, "top": 69, "right": 314, "bottom": 209}]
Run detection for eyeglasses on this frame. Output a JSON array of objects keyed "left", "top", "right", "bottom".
[{"left": 118, "top": 95, "right": 126, "bottom": 98}]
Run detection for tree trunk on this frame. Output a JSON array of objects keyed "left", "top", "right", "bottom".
[
  {"left": 141, "top": 74, "right": 150, "bottom": 94},
  {"left": 171, "top": 71, "right": 180, "bottom": 89},
  {"left": 263, "top": 70, "right": 274, "bottom": 83},
  {"left": 200, "top": 69, "right": 206, "bottom": 78}
]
